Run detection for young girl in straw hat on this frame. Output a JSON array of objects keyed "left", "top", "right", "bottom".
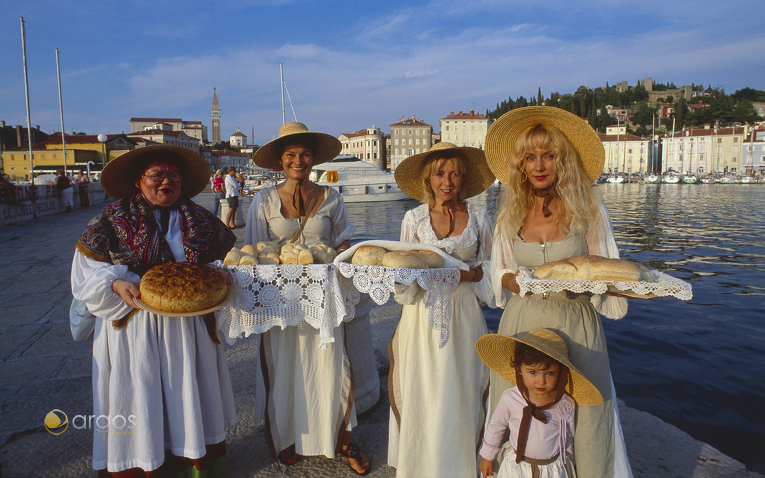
[
  {"left": 485, "top": 106, "right": 632, "bottom": 477},
  {"left": 388, "top": 142, "right": 496, "bottom": 478},
  {"left": 476, "top": 328, "right": 603, "bottom": 478}
]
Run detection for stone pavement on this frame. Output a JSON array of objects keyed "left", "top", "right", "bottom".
[{"left": 0, "top": 191, "right": 761, "bottom": 478}]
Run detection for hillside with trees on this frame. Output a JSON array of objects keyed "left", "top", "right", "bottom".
[{"left": 487, "top": 81, "right": 764, "bottom": 137}]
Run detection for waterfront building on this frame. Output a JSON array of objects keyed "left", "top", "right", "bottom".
[
  {"left": 211, "top": 88, "right": 221, "bottom": 145},
  {"left": 389, "top": 116, "right": 433, "bottom": 170},
  {"left": 742, "top": 128, "right": 765, "bottom": 175},
  {"left": 338, "top": 125, "right": 387, "bottom": 170},
  {"left": 126, "top": 127, "right": 201, "bottom": 153},
  {"left": 129, "top": 117, "right": 208, "bottom": 144},
  {"left": 598, "top": 125, "right": 653, "bottom": 174},
  {"left": 209, "top": 148, "right": 250, "bottom": 169},
  {"left": 440, "top": 110, "right": 492, "bottom": 150},
  {"left": 661, "top": 125, "right": 748, "bottom": 175},
  {"left": 0, "top": 121, "right": 49, "bottom": 151},
  {"left": 1, "top": 133, "right": 136, "bottom": 180},
  {"left": 230, "top": 128, "right": 247, "bottom": 148}
]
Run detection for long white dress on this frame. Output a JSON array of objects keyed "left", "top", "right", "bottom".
[
  {"left": 388, "top": 203, "right": 494, "bottom": 478},
  {"left": 71, "top": 210, "right": 237, "bottom": 472},
  {"left": 490, "top": 203, "right": 633, "bottom": 478},
  {"left": 244, "top": 185, "right": 357, "bottom": 458}
]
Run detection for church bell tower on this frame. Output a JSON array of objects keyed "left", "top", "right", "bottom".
[{"left": 211, "top": 88, "right": 221, "bottom": 145}]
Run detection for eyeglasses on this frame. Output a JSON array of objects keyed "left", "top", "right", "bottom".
[{"left": 142, "top": 173, "right": 182, "bottom": 183}]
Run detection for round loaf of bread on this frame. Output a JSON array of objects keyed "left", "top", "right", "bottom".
[
  {"left": 411, "top": 250, "right": 443, "bottom": 268},
  {"left": 238, "top": 254, "right": 258, "bottom": 265},
  {"left": 381, "top": 251, "right": 428, "bottom": 269},
  {"left": 140, "top": 262, "right": 227, "bottom": 313},
  {"left": 223, "top": 248, "right": 242, "bottom": 266},
  {"left": 240, "top": 244, "right": 258, "bottom": 257},
  {"left": 352, "top": 246, "right": 388, "bottom": 266}
]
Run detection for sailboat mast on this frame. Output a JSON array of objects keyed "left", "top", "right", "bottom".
[
  {"left": 56, "top": 48, "right": 67, "bottom": 177},
  {"left": 20, "top": 17, "right": 37, "bottom": 218},
  {"left": 280, "top": 63, "right": 286, "bottom": 126}
]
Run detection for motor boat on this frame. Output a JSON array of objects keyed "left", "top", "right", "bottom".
[
  {"left": 663, "top": 172, "right": 681, "bottom": 184},
  {"left": 311, "top": 155, "right": 409, "bottom": 203}
]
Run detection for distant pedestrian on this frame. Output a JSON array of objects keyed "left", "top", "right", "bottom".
[
  {"left": 75, "top": 169, "right": 90, "bottom": 207},
  {"left": 0, "top": 169, "right": 20, "bottom": 206},
  {"left": 225, "top": 166, "right": 241, "bottom": 228},
  {"left": 211, "top": 169, "right": 225, "bottom": 218},
  {"left": 52, "top": 169, "right": 73, "bottom": 213}
]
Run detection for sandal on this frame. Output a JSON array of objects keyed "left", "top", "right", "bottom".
[
  {"left": 278, "top": 444, "right": 300, "bottom": 465},
  {"left": 339, "top": 443, "right": 371, "bottom": 475}
]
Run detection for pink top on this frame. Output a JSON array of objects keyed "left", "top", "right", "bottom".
[{"left": 480, "top": 386, "right": 575, "bottom": 462}]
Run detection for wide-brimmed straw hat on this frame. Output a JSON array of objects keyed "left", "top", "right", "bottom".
[
  {"left": 394, "top": 142, "right": 495, "bottom": 201},
  {"left": 485, "top": 106, "right": 605, "bottom": 184},
  {"left": 100, "top": 144, "right": 211, "bottom": 200},
  {"left": 476, "top": 328, "right": 603, "bottom": 406},
  {"left": 252, "top": 122, "right": 341, "bottom": 170}
]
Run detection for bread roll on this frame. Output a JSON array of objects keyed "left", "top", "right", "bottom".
[
  {"left": 238, "top": 254, "right": 258, "bottom": 265},
  {"left": 311, "top": 244, "right": 337, "bottom": 264},
  {"left": 352, "top": 246, "right": 388, "bottom": 266},
  {"left": 256, "top": 241, "right": 280, "bottom": 254},
  {"left": 223, "top": 248, "right": 242, "bottom": 266},
  {"left": 240, "top": 244, "right": 258, "bottom": 257},
  {"left": 381, "top": 251, "right": 428, "bottom": 269},
  {"left": 280, "top": 251, "right": 299, "bottom": 264},
  {"left": 411, "top": 250, "right": 443, "bottom": 268},
  {"left": 258, "top": 252, "right": 280, "bottom": 265}
]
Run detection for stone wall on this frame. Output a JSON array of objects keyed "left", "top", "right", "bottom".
[{"left": 0, "top": 182, "right": 108, "bottom": 225}]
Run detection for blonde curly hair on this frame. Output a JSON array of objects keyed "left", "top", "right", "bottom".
[
  {"left": 419, "top": 150, "right": 468, "bottom": 208},
  {"left": 495, "top": 123, "right": 600, "bottom": 240}
]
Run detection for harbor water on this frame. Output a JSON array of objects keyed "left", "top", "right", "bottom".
[{"left": 346, "top": 183, "right": 765, "bottom": 473}]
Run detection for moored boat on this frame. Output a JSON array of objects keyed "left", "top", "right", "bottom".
[
  {"left": 644, "top": 174, "right": 660, "bottom": 183},
  {"left": 311, "top": 155, "right": 409, "bottom": 202},
  {"left": 682, "top": 174, "right": 698, "bottom": 184},
  {"left": 663, "top": 172, "right": 680, "bottom": 183}
]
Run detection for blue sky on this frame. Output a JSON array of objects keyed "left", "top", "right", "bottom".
[{"left": 2, "top": 0, "right": 764, "bottom": 145}]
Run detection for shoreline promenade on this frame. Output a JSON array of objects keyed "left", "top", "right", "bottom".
[{"left": 0, "top": 191, "right": 760, "bottom": 478}]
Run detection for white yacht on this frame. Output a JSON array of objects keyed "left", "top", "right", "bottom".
[
  {"left": 663, "top": 172, "right": 681, "bottom": 184},
  {"left": 311, "top": 155, "right": 410, "bottom": 203}
]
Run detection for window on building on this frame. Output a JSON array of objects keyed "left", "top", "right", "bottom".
[
  {"left": 699, "top": 154, "right": 705, "bottom": 161},
  {"left": 394, "top": 139, "right": 398, "bottom": 145},
  {"left": 628, "top": 149, "right": 633, "bottom": 154},
  {"left": 471, "top": 134, "right": 475, "bottom": 140},
  {"left": 733, "top": 147, "right": 738, "bottom": 153},
  {"left": 734, "top": 138, "right": 738, "bottom": 142},
  {"left": 717, "top": 138, "right": 722, "bottom": 143},
  {"left": 409, "top": 139, "right": 412, "bottom": 145},
  {"left": 408, "top": 130, "right": 412, "bottom": 135},
  {"left": 463, "top": 134, "right": 467, "bottom": 141},
  {"left": 446, "top": 126, "right": 450, "bottom": 131},
  {"left": 732, "top": 156, "right": 737, "bottom": 162},
  {"left": 416, "top": 139, "right": 420, "bottom": 145}
]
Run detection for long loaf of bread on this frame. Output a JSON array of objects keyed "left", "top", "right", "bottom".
[{"left": 533, "top": 255, "right": 654, "bottom": 282}]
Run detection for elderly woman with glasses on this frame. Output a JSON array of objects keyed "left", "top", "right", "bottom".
[{"left": 71, "top": 145, "right": 237, "bottom": 477}]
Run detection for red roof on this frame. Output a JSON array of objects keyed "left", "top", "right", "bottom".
[{"left": 443, "top": 110, "right": 486, "bottom": 120}]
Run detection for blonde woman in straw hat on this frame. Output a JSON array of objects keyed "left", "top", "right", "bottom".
[
  {"left": 243, "top": 122, "right": 370, "bottom": 474},
  {"left": 476, "top": 329, "right": 603, "bottom": 478},
  {"left": 71, "top": 145, "right": 237, "bottom": 476},
  {"left": 388, "top": 142, "right": 496, "bottom": 478},
  {"left": 485, "top": 106, "right": 632, "bottom": 477}
]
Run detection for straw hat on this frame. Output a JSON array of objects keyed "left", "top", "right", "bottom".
[
  {"left": 252, "top": 122, "right": 342, "bottom": 170},
  {"left": 394, "top": 142, "right": 495, "bottom": 201},
  {"left": 485, "top": 106, "right": 605, "bottom": 184},
  {"left": 475, "top": 328, "right": 603, "bottom": 406},
  {"left": 100, "top": 144, "right": 211, "bottom": 200}
]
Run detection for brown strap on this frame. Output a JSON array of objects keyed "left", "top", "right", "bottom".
[
  {"left": 514, "top": 366, "right": 569, "bottom": 463},
  {"left": 531, "top": 186, "right": 558, "bottom": 218},
  {"left": 290, "top": 187, "right": 321, "bottom": 243}
]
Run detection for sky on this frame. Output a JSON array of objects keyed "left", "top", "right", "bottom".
[{"left": 2, "top": 0, "right": 764, "bottom": 146}]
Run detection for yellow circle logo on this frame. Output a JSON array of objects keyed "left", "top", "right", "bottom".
[{"left": 44, "top": 409, "right": 68, "bottom": 435}]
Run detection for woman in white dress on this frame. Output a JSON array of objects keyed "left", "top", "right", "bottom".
[
  {"left": 244, "top": 122, "right": 370, "bottom": 474},
  {"left": 387, "top": 142, "right": 496, "bottom": 478},
  {"left": 71, "top": 145, "right": 237, "bottom": 477},
  {"left": 485, "top": 107, "right": 633, "bottom": 477}
]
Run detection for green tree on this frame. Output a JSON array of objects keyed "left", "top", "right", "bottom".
[
  {"left": 537, "top": 87, "right": 543, "bottom": 105},
  {"left": 588, "top": 95, "right": 598, "bottom": 128},
  {"left": 733, "top": 100, "right": 763, "bottom": 124},
  {"left": 598, "top": 105, "right": 612, "bottom": 131},
  {"left": 675, "top": 98, "right": 687, "bottom": 126}
]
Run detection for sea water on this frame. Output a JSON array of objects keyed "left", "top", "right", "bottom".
[{"left": 346, "top": 183, "right": 765, "bottom": 473}]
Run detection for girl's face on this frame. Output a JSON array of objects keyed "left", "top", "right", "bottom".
[
  {"left": 524, "top": 146, "right": 558, "bottom": 190},
  {"left": 281, "top": 143, "right": 314, "bottom": 182},
  {"left": 429, "top": 160, "right": 464, "bottom": 204},
  {"left": 520, "top": 361, "right": 560, "bottom": 405}
]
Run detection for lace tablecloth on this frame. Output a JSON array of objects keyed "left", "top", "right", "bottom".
[
  {"left": 335, "top": 240, "right": 464, "bottom": 348},
  {"left": 213, "top": 261, "right": 360, "bottom": 347},
  {"left": 516, "top": 267, "right": 693, "bottom": 300}
]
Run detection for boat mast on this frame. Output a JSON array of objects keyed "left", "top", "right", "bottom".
[
  {"left": 56, "top": 48, "right": 67, "bottom": 177},
  {"left": 280, "top": 63, "right": 286, "bottom": 126},
  {"left": 20, "top": 17, "right": 37, "bottom": 218}
]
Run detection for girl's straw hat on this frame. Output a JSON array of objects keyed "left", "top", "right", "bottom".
[
  {"left": 485, "top": 106, "right": 605, "bottom": 184},
  {"left": 394, "top": 142, "right": 496, "bottom": 201},
  {"left": 476, "top": 328, "right": 603, "bottom": 406},
  {"left": 252, "top": 122, "right": 341, "bottom": 170},
  {"left": 100, "top": 144, "right": 211, "bottom": 200}
]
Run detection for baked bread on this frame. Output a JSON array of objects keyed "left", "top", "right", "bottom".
[
  {"left": 223, "top": 248, "right": 241, "bottom": 266},
  {"left": 381, "top": 251, "right": 428, "bottom": 269},
  {"left": 311, "top": 243, "right": 337, "bottom": 264},
  {"left": 140, "top": 262, "right": 227, "bottom": 313},
  {"left": 533, "top": 255, "right": 652, "bottom": 282},
  {"left": 258, "top": 252, "right": 280, "bottom": 264},
  {"left": 240, "top": 244, "right": 258, "bottom": 257},
  {"left": 280, "top": 243, "right": 313, "bottom": 265},
  {"left": 238, "top": 254, "right": 258, "bottom": 265},
  {"left": 352, "top": 246, "right": 388, "bottom": 266},
  {"left": 411, "top": 250, "right": 443, "bottom": 268}
]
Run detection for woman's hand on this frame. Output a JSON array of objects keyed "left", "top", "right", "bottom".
[
  {"left": 112, "top": 279, "right": 141, "bottom": 309},
  {"left": 459, "top": 265, "right": 483, "bottom": 283},
  {"left": 336, "top": 240, "right": 352, "bottom": 254},
  {"left": 502, "top": 270, "right": 530, "bottom": 295},
  {"left": 479, "top": 457, "right": 494, "bottom": 478}
]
